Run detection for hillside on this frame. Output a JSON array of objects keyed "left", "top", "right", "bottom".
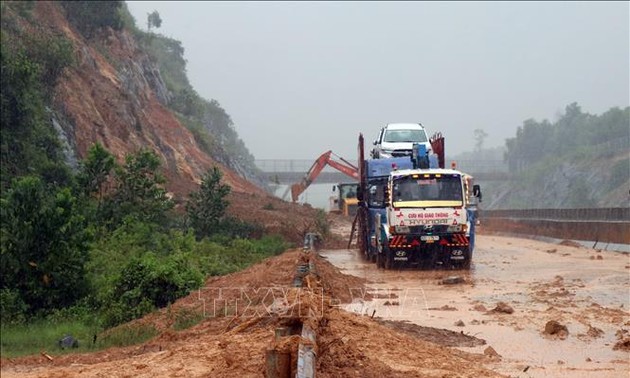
[
  {"left": 1, "top": 1, "right": 329, "bottom": 331},
  {"left": 485, "top": 149, "right": 629, "bottom": 209},
  {"left": 451, "top": 104, "right": 629, "bottom": 209},
  {"left": 1, "top": 1, "right": 264, "bottom": 197}
]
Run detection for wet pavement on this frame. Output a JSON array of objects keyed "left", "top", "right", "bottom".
[{"left": 320, "top": 234, "right": 630, "bottom": 377}]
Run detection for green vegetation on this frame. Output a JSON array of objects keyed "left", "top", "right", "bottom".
[
  {"left": 505, "top": 103, "right": 629, "bottom": 171},
  {"left": 60, "top": 1, "right": 124, "bottom": 38},
  {"left": 172, "top": 308, "right": 205, "bottom": 331},
  {"left": 0, "top": 26, "right": 74, "bottom": 190},
  {"left": 0, "top": 1, "right": 289, "bottom": 358},
  {"left": 186, "top": 167, "right": 231, "bottom": 238},
  {"left": 1, "top": 143, "right": 290, "bottom": 357},
  {"left": 1, "top": 318, "right": 97, "bottom": 358},
  {"left": 489, "top": 103, "right": 629, "bottom": 208}
]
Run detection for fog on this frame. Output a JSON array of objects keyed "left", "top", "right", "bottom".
[{"left": 127, "top": 1, "right": 629, "bottom": 160}]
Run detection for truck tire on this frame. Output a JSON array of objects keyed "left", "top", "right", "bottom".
[
  {"left": 453, "top": 248, "right": 471, "bottom": 270},
  {"left": 462, "top": 252, "right": 472, "bottom": 270},
  {"left": 376, "top": 252, "right": 384, "bottom": 268},
  {"left": 384, "top": 248, "right": 394, "bottom": 270}
]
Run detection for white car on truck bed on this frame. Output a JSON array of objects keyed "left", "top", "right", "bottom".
[{"left": 371, "top": 123, "right": 431, "bottom": 159}]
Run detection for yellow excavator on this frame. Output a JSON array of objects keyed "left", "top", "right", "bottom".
[{"left": 329, "top": 182, "right": 359, "bottom": 217}]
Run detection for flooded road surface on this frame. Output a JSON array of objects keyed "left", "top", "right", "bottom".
[{"left": 320, "top": 234, "right": 630, "bottom": 377}]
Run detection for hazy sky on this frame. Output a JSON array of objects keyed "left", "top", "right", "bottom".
[{"left": 127, "top": 1, "right": 629, "bottom": 160}]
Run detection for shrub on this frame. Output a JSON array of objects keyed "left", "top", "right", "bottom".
[
  {"left": 0, "top": 289, "right": 28, "bottom": 324},
  {"left": 102, "top": 252, "right": 202, "bottom": 327},
  {"left": 0, "top": 177, "right": 91, "bottom": 314},
  {"left": 60, "top": 1, "right": 123, "bottom": 39}
]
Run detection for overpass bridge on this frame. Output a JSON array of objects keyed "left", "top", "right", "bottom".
[{"left": 255, "top": 159, "right": 511, "bottom": 184}]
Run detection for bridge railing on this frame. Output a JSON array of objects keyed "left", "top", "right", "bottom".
[{"left": 256, "top": 159, "right": 509, "bottom": 174}]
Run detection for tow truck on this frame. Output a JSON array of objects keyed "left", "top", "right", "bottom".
[{"left": 352, "top": 133, "right": 481, "bottom": 269}]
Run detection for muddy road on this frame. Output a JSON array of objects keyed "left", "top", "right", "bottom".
[
  {"left": 2, "top": 214, "right": 627, "bottom": 377},
  {"left": 321, "top": 233, "right": 630, "bottom": 377}
]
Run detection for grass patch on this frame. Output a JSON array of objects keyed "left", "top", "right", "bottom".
[
  {"left": 1, "top": 319, "right": 98, "bottom": 358},
  {"left": 172, "top": 309, "right": 205, "bottom": 331},
  {"left": 96, "top": 323, "right": 158, "bottom": 349},
  {"left": 1, "top": 320, "right": 159, "bottom": 358}
]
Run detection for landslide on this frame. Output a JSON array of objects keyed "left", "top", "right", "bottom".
[
  {"left": 225, "top": 191, "right": 349, "bottom": 246},
  {"left": 16, "top": 2, "right": 264, "bottom": 198},
  {"left": 2, "top": 2, "right": 357, "bottom": 244},
  {"left": 1, "top": 249, "right": 501, "bottom": 378}
]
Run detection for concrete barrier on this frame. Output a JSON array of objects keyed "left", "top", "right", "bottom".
[{"left": 481, "top": 208, "right": 630, "bottom": 244}]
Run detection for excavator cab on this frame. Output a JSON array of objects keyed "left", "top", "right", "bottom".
[{"left": 329, "top": 183, "right": 359, "bottom": 216}]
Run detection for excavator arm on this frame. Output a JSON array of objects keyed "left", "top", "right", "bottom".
[
  {"left": 430, "top": 132, "right": 445, "bottom": 169},
  {"left": 287, "top": 151, "right": 359, "bottom": 202}
]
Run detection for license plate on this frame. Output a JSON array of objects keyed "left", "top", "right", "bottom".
[
  {"left": 450, "top": 256, "right": 465, "bottom": 260},
  {"left": 421, "top": 235, "right": 439, "bottom": 241}
]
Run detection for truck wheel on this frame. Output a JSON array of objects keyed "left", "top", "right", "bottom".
[
  {"left": 454, "top": 248, "right": 472, "bottom": 270},
  {"left": 376, "top": 253, "right": 384, "bottom": 268},
  {"left": 461, "top": 252, "right": 472, "bottom": 270},
  {"left": 384, "top": 249, "right": 394, "bottom": 270}
]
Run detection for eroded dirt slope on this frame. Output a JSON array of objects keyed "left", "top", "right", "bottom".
[{"left": 26, "top": 2, "right": 264, "bottom": 197}]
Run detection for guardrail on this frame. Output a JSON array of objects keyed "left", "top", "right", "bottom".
[
  {"left": 482, "top": 208, "right": 629, "bottom": 222},
  {"left": 481, "top": 207, "right": 630, "bottom": 245}
]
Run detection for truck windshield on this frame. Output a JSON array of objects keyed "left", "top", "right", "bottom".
[
  {"left": 383, "top": 129, "right": 427, "bottom": 143},
  {"left": 392, "top": 174, "right": 463, "bottom": 207}
]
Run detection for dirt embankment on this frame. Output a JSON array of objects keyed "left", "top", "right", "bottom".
[{"left": 1, "top": 248, "right": 502, "bottom": 378}]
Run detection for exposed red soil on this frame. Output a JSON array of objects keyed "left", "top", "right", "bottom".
[
  {"left": 226, "top": 192, "right": 326, "bottom": 244},
  {"left": 1, "top": 250, "right": 503, "bottom": 378},
  {"left": 30, "top": 2, "right": 265, "bottom": 199}
]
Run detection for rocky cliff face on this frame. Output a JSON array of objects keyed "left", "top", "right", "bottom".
[{"left": 34, "top": 2, "right": 265, "bottom": 197}]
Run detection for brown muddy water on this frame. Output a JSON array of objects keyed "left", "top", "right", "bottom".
[{"left": 320, "top": 234, "right": 630, "bottom": 377}]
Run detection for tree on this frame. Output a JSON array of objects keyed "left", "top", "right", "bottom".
[
  {"left": 186, "top": 167, "right": 231, "bottom": 238},
  {"left": 0, "top": 38, "right": 67, "bottom": 190},
  {"left": 147, "top": 10, "right": 162, "bottom": 31},
  {"left": 105, "top": 149, "right": 173, "bottom": 227},
  {"left": 76, "top": 143, "right": 116, "bottom": 199},
  {"left": 0, "top": 177, "right": 91, "bottom": 314},
  {"left": 473, "top": 128, "right": 488, "bottom": 152},
  {"left": 61, "top": 1, "right": 124, "bottom": 38}
]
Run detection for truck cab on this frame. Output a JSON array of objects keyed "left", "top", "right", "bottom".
[{"left": 375, "top": 167, "right": 481, "bottom": 269}]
